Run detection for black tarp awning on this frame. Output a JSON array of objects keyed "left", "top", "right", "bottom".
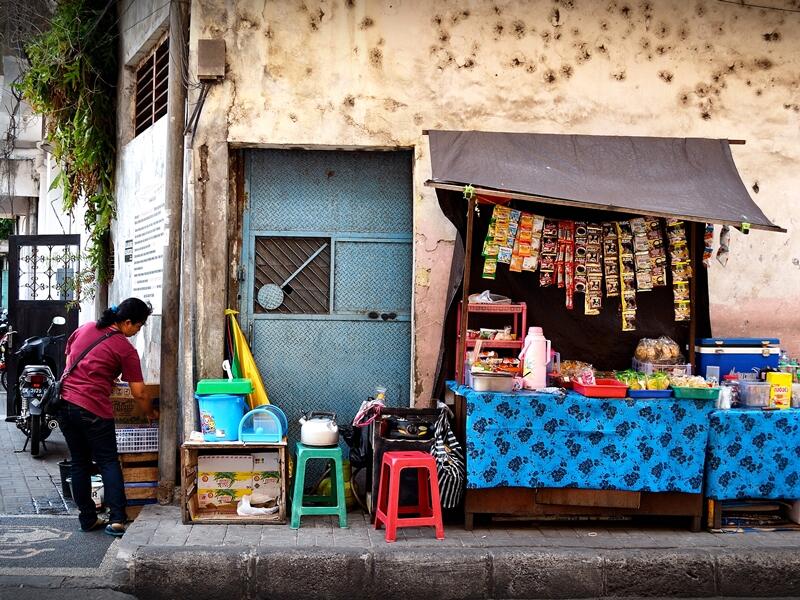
[{"left": 425, "top": 130, "right": 783, "bottom": 232}]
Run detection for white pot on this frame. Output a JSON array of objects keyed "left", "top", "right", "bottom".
[{"left": 299, "top": 412, "right": 339, "bottom": 446}]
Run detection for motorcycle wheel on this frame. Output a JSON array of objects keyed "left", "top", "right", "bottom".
[{"left": 30, "top": 415, "right": 41, "bottom": 457}]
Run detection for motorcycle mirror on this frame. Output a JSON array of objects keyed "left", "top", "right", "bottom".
[{"left": 52, "top": 316, "right": 66, "bottom": 326}]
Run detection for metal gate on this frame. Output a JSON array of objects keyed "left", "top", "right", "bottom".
[
  {"left": 6, "top": 234, "right": 80, "bottom": 416},
  {"left": 242, "top": 149, "right": 413, "bottom": 445}
]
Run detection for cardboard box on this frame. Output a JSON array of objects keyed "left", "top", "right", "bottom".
[
  {"left": 111, "top": 382, "right": 160, "bottom": 426},
  {"left": 197, "top": 455, "right": 254, "bottom": 490},
  {"left": 251, "top": 452, "right": 281, "bottom": 503},
  {"left": 197, "top": 488, "right": 250, "bottom": 512}
]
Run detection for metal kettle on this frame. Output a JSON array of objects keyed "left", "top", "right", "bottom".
[{"left": 299, "top": 411, "right": 339, "bottom": 446}]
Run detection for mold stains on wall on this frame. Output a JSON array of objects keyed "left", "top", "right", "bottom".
[
  {"left": 413, "top": 113, "right": 424, "bottom": 125},
  {"left": 512, "top": 20, "right": 526, "bottom": 38},
  {"left": 369, "top": 47, "right": 383, "bottom": 68},
  {"left": 575, "top": 42, "right": 592, "bottom": 64},
  {"left": 550, "top": 7, "right": 561, "bottom": 27},
  {"left": 752, "top": 181, "right": 760, "bottom": 194},
  {"left": 343, "top": 94, "right": 355, "bottom": 107},
  {"left": 612, "top": 69, "right": 626, "bottom": 81},
  {"left": 360, "top": 16, "right": 374, "bottom": 29},
  {"left": 289, "top": 112, "right": 298, "bottom": 122},
  {"left": 560, "top": 64, "right": 574, "bottom": 79},
  {"left": 543, "top": 68, "right": 557, "bottom": 84},
  {"left": 762, "top": 31, "right": 780, "bottom": 42},
  {"left": 654, "top": 22, "right": 669, "bottom": 39},
  {"left": 658, "top": 70, "right": 673, "bottom": 83},
  {"left": 754, "top": 57, "right": 773, "bottom": 70},
  {"left": 383, "top": 98, "right": 407, "bottom": 112},
  {"left": 493, "top": 22, "right": 504, "bottom": 36},
  {"left": 344, "top": 0, "right": 355, "bottom": 7}
]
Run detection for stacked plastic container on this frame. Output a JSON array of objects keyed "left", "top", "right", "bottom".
[{"left": 195, "top": 379, "right": 254, "bottom": 442}]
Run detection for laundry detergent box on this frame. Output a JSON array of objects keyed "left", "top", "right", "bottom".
[
  {"left": 197, "top": 488, "right": 250, "bottom": 512},
  {"left": 251, "top": 452, "right": 281, "bottom": 503},
  {"left": 111, "top": 382, "right": 161, "bottom": 427},
  {"left": 197, "top": 455, "right": 254, "bottom": 490}
]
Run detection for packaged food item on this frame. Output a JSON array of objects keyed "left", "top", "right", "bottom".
[
  {"left": 666, "top": 218, "right": 692, "bottom": 321},
  {"left": 669, "top": 374, "right": 711, "bottom": 388},
  {"left": 616, "top": 221, "right": 637, "bottom": 331},
  {"left": 584, "top": 223, "right": 603, "bottom": 316},
  {"left": 633, "top": 336, "right": 683, "bottom": 364},
  {"left": 539, "top": 218, "right": 558, "bottom": 287}
]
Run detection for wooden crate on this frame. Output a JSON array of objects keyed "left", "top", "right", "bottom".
[
  {"left": 181, "top": 440, "right": 288, "bottom": 524},
  {"left": 120, "top": 452, "right": 159, "bottom": 484}
]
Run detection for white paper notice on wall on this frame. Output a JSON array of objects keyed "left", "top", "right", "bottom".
[{"left": 132, "top": 191, "right": 166, "bottom": 314}]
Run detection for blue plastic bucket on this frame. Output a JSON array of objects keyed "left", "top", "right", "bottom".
[{"left": 196, "top": 394, "right": 246, "bottom": 441}]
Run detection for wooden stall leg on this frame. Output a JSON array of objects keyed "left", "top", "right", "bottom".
[
  {"left": 691, "top": 515, "right": 701, "bottom": 532},
  {"left": 464, "top": 511, "right": 474, "bottom": 531}
]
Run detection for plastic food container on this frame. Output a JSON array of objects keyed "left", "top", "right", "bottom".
[
  {"left": 573, "top": 378, "right": 628, "bottom": 398},
  {"left": 195, "top": 378, "right": 254, "bottom": 395},
  {"left": 792, "top": 384, "right": 800, "bottom": 408},
  {"left": 628, "top": 389, "right": 673, "bottom": 399},
  {"left": 671, "top": 386, "right": 720, "bottom": 400},
  {"left": 738, "top": 381, "right": 771, "bottom": 408}
]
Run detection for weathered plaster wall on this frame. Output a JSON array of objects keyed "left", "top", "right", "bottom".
[
  {"left": 191, "top": 0, "right": 800, "bottom": 404},
  {"left": 113, "top": 0, "right": 170, "bottom": 382}
]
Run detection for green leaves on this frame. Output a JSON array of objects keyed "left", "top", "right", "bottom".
[{"left": 17, "top": 0, "right": 118, "bottom": 284}]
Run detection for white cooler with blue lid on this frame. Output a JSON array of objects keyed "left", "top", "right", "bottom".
[{"left": 694, "top": 337, "right": 780, "bottom": 377}]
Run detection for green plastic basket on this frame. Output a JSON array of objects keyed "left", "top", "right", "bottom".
[
  {"left": 195, "top": 378, "right": 254, "bottom": 395},
  {"left": 670, "top": 386, "right": 720, "bottom": 400}
]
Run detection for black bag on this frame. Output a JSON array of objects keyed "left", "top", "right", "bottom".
[
  {"left": 42, "top": 380, "right": 63, "bottom": 413},
  {"left": 430, "top": 408, "right": 466, "bottom": 509},
  {"left": 43, "top": 329, "right": 122, "bottom": 414}
]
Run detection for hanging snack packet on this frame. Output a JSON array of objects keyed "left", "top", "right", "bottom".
[
  {"left": 702, "top": 223, "right": 714, "bottom": 268},
  {"left": 716, "top": 224, "right": 730, "bottom": 267},
  {"left": 666, "top": 219, "right": 692, "bottom": 321},
  {"left": 602, "top": 222, "right": 620, "bottom": 298},
  {"left": 539, "top": 218, "right": 559, "bottom": 287},
  {"left": 584, "top": 223, "right": 603, "bottom": 315},
  {"left": 482, "top": 257, "right": 497, "bottom": 280},
  {"left": 630, "top": 218, "right": 653, "bottom": 292},
  {"left": 574, "top": 221, "right": 588, "bottom": 294},
  {"left": 645, "top": 218, "right": 668, "bottom": 287},
  {"left": 616, "top": 221, "right": 638, "bottom": 331}
]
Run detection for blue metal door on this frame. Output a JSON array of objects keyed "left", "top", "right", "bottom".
[{"left": 242, "top": 149, "right": 412, "bottom": 445}]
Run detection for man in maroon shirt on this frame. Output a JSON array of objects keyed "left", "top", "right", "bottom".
[{"left": 58, "top": 298, "right": 155, "bottom": 537}]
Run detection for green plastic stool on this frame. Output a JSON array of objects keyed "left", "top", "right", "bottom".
[{"left": 290, "top": 442, "right": 348, "bottom": 529}]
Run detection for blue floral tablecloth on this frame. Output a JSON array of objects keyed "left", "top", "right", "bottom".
[
  {"left": 449, "top": 383, "right": 716, "bottom": 494},
  {"left": 705, "top": 409, "right": 800, "bottom": 500}
]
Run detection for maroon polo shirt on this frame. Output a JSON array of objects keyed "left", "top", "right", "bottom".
[{"left": 61, "top": 322, "right": 144, "bottom": 419}]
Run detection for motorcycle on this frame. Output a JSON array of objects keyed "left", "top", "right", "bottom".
[{"left": 14, "top": 316, "right": 66, "bottom": 457}]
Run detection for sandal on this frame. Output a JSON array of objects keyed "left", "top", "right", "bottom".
[
  {"left": 80, "top": 516, "right": 108, "bottom": 532},
  {"left": 105, "top": 522, "right": 126, "bottom": 537}
]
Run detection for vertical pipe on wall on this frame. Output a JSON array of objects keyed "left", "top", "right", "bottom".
[
  {"left": 158, "top": 0, "right": 189, "bottom": 504},
  {"left": 456, "top": 193, "right": 476, "bottom": 384}
]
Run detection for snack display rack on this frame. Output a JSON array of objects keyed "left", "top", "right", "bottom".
[{"left": 455, "top": 302, "right": 527, "bottom": 383}]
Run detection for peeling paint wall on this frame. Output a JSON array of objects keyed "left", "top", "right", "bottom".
[
  {"left": 113, "top": 0, "right": 170, "bottom": 382},
  {"left": 191, "top": 0, "right": 800, "bottom": 404}
]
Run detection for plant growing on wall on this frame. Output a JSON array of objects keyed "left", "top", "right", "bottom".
[
  {"left": 0, "top": 219, "right": 14, "bottom": 240},
  {"left": 16, "top": 0, "right": 118, "bottom": 283}
]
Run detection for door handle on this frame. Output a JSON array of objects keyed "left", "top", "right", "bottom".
[
  {"left": 380, "top": 312, "right": 397, "bottom": 321},
  {"left": 368, "top": 311, "right": 379, "bottom": 319}
]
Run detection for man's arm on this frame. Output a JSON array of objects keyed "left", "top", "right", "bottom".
[{"left": 129, "top": 381, "right": 159, "bottom": 421}]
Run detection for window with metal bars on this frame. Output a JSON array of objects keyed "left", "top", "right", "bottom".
[{"left": 134, "top": 37, "right": 169, "bottom": 137}]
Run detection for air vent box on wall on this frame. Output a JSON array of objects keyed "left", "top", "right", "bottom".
[{"left": 197, "top": 39, "right": 226, "bottom": 81}]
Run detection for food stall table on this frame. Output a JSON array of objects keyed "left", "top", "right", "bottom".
[
  {"left": 449, "top": 383, "right": 716, "bottom": 531},
  {"left": 705, "top": 408, "right": 800, "bottom": 528}
]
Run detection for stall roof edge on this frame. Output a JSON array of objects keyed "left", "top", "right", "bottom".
[
  {"left": 425, "top": 130, "right": 782, "bottom": 233},
  {"left": 424, "top": 180, "right": 785, "bottom": 233}
]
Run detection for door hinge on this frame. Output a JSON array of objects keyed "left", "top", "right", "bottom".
[{"left": 237, "top": 266, "right": 246, "bottom": 281}]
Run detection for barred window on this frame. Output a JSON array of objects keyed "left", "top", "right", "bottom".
[{"left": 134, "top": 37, "right": 169, "bottom": 136}]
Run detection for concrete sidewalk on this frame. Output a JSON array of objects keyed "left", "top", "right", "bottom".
[{"left": 117, "top": 504, "right": 800, "bottom": 599}]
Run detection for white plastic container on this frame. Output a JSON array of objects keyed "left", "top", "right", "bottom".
[
  {"left": 519, "top": 326, "right": 550, "bottom": 390},
  {"left": 470, "top": 373, "right": 515, "bottom": 393}
]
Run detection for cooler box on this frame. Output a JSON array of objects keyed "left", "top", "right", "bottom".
[{"left": 694, "top": 338, "right": 780, "bottom": 378}]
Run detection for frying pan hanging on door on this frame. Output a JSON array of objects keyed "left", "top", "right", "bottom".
[{"left": 257, "top": 242, "right": 328, "bottom": 310}]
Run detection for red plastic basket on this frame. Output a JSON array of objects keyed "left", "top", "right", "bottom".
[{"left": 573, "top": 378, "right": 629, "bottom": 398}]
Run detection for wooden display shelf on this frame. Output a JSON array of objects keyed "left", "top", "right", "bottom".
[
  {"left": 465, "top": 339, "right": 523, "bottom": 349},
  {"left": 181, "top": 440, "right": 288, "bottom": 525},
  {"left": 465, "top": 487, "right": 703, "bottom": 532}
]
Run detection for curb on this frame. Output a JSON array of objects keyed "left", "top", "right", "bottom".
[{"left": 126, "top": 544, "right": 800, "bottom": 599}]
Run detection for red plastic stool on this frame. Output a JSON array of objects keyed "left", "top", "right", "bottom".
[{"left": 374, "top": 450, "right": 444, "bottom": 543}]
